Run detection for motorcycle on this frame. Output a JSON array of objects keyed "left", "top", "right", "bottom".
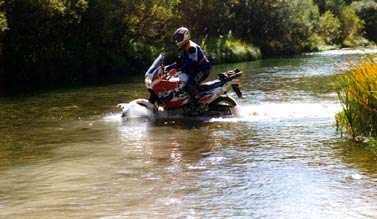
[{"left": 119, "top": 53, "right": 243, "bottom": 119}]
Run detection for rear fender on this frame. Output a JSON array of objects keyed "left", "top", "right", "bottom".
[
  {"left": 207, "top": 95, "right": 239, "bottom": 116},
  {"left": 198, "top": 87, "right": 225, "bottom": 105},
  {"left": 211, "top": 95, "right": 237, "bottom": 107}
]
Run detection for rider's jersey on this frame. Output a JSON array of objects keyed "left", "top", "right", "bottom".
[{"left": 177, "top": 41, "right": 211, "bottom": 79}]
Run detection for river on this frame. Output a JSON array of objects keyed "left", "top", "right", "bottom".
[{"left": 1, "top": 48, "right": 377, "bottom": 218}]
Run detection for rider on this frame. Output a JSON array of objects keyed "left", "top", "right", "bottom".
[{"left": 169, "top": 27, "right": 211, "bottom": 102}]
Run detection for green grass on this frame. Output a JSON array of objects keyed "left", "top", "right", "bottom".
[{"left": 203, "top": 37, "right": 261, "bottom": 63}]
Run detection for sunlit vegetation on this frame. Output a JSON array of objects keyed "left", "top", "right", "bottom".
[
  {"left": 0, "top": 0, "right": 6, "bottom": 93},
  {"left": 352, "top": 0, "right": 377, "bottom": 43},
  {"left": 318, "top": 11, "right": 342, "bottom": 45},
  {"left": 0, "top": 0, "right": 375, "bottom": 95},
  {"left": 0, "top": 0, "right": 6, "bottom": 34},
  {"left": 203, "top": 34, "right": 261, "bottom": 64},
  {"left": 336, "top": 57, "right": 377, "bottom": 146}
]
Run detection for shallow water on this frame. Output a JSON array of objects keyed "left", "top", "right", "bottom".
[{"left": 1, "top": 48, "right": 377, "bottom": 218}]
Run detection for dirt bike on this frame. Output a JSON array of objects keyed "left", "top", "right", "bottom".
[{"left": 119, "top": 53, "right": 243, "bottom": 119}]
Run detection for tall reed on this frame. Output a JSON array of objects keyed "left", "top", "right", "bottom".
[{"left": 336, "top": 57, "right": 377, "bottom": 140}]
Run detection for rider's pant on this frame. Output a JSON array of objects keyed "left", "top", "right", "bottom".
[{"left": 186, "top": 70, "right": 210, "bottom": 98}]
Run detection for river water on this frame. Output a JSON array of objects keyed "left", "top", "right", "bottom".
[{"left": 1, "top": 49, "right": 377, "bottom": 218}]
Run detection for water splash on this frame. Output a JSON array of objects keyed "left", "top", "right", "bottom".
[
  {"left": 119, "top": 102, "right": 154, "bottom": 118},
  {"left": 210, "top": 102, "right": 342, "bottom": 123},
  {"left": 103, "top": 112, "right": 123, "bottom": 122},
  {"left": 103, "top": 102, "right": 342, "bottom": 124},
  {"left": 307, "top": 48, "right": 377, "bottom": 56}
]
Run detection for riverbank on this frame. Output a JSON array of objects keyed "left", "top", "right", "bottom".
[{"left": 1, "top": 46, "right": 377, "bottom": 98}]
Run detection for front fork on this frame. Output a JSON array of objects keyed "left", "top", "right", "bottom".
[
  {"left": 231, "top": 82, "right": 243, "bottom": 98},
  {"left": 148, "top": 89, "right": 160, "bottom": 105}
]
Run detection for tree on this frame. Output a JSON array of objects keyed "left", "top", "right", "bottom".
[
  {"left": 339, "top": 5, "right": 365, "bottom": 46},
  {"left": 0, "top": 0, "right": 375, "bottom": 95},
  {"left": 229, "top": 0, "right": 320, "bottom": 55},
  {"left": 314, "top": 0, "right": 347, "bottom": 14},
  {"left": 352, "top": 0, "right": 377, "bottom": 42},
  {"left": 0, "top": 0, "right": 6, "bottom": 58},
  {"left": 4, "top": 0, "right": 89, "bottom": 88},
  {"left": 176, "top": 0, "right": 234, "bottom": 39},
  {"left": 2, "top": 0, "right": 178, "bottom": 92},
  {"left": 318, "top": 11, "right": 342, "bottom": 44},
  {"left": 0, "top": 0, "right": 7, "bottom": 94}
]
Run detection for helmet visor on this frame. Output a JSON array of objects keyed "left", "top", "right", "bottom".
[{"left": 173, "top": 33, "right": 184, "bottom": 43}]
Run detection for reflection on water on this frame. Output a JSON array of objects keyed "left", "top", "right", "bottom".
[{"left": 1, "top": 49, "right": 377, "bottom": 218}]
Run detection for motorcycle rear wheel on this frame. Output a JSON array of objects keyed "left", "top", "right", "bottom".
[{"left": 208, "top": 95, "right": 238, "bottom": 116}]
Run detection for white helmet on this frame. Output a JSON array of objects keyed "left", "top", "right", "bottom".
[{"left": 173, "top": 27, "right": 190, "bottom": 48}]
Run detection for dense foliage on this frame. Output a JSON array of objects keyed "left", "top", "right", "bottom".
[
  {"left": 318, "top": 11, "right": 342, "bottom": 45},
  {"left": 336, "top": 57, "right": 377, "bottom": 141},
  {"left": 352, "top": 0, "right": 377, "bottom": 42},
  {"left": 0, "top": 0, "right": 375, "bottom": 94},
  {"left": 0, "top": 0, "right": 6, "bottom": 93}
]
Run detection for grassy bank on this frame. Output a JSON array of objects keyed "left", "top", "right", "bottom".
[
  {"left": 203, "top": 37, "right": 261, "bottom": 64},
  {"left": 336, "top": 57, "right": 377, "bottom": 149}
]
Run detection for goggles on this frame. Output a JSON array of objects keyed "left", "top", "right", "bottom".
[{"left": 173, "top": 33, "right": 184, "bottom": 43}]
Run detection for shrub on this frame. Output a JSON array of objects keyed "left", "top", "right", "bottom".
[{"left": 336, "top": 57, "right": 377, "bottom": 139}]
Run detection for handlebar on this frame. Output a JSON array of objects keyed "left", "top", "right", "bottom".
[{"left": 218, "top": 69, "right": 242, "bottom": 81}]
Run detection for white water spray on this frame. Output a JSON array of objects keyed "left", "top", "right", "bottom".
[
  {"left": 118, "top": 101, "right": 154, "bottom": 119},
  {"left": 307, "top": 48, "right": 377, "bottom": 56},
  {"left": 210, "top": 102, "right": 342, "bottom": 123}
]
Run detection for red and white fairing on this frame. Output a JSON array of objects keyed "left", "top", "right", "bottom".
[
  {"left": 141, "top": 53, "right": 242, "bottom": 115},
  {"left": 145, "top": 54, "right": 192, "bottom": 109}
]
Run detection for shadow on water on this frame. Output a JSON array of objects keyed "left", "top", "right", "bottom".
[
  {"left": 0, "top": 119, "right": 112, "bottom": 174},
  {"left": 334, "top": 140, "right": 377, "bottom": 177},
  {"left": 123, "top": 118, "right": 207, "bottom": 130}
]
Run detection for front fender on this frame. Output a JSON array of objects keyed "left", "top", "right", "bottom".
[{"left": 118, "top": 99, "right": 157, "bottom": 119}]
